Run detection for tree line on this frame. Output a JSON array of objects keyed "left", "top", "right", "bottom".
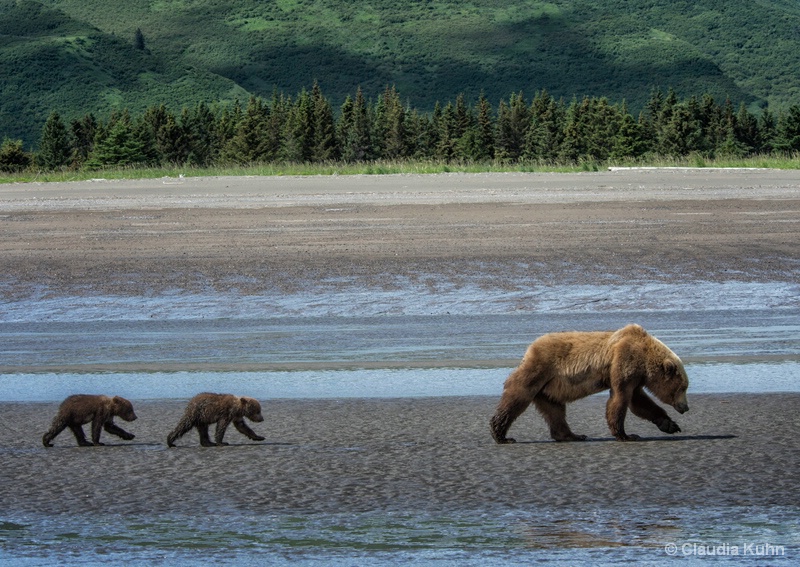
[{"left": 2, "top": 83, "right": 800, "bottom": 173}]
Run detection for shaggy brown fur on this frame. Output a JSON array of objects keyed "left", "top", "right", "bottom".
[
  {"left": 490, "top": 324, "right": 689, "bottom": 443},
  {"left": 42, "top": 394, "right": 137, "bottom": 447},
  {"left": 167, "top": 393, "right": 266, "bottom": 447}
]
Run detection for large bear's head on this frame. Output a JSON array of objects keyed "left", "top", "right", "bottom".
[{"left": 646, "top": 354, "right": 689, "bottom": 414}]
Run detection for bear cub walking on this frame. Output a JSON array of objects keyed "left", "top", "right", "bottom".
[
  {"left": 490, "top": 324, "right": 689, "bottom": 443},
  {"left": 167, "top": 392, "right": 266, "bottom": 447},
  {"left": 42, "top": 394, "right": 138, "bottom": 447}
]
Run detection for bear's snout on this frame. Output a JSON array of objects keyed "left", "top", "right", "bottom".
[{"left": 674, "top": 401, "right": 689, "bottom": 414}]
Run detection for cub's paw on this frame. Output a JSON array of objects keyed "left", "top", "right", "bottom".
[
  {"left": 252, "top": 435, "right": 266, "bottom": 441},
  {"left": 122, "top": 433, "right": 135, "bottom": 441},
  {"left": 657, "top": 418, "right": 681, "bottom": 434},
  {"left": 554, "top": 433, "right": 588, "bottom": 442},
  {"left": 616, "top": 434, "right": 641, "bottom": 442}
]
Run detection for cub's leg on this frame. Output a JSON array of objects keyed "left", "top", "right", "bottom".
[
  {"left": 42, "top": 419, "right": 68, "bottom": 447},
  {"left": 214, "top": 419, "right": 232, "bottom": 446},
  {"left": 533, "top": 395, "right": 587, "bottom": 441},
  {"left": 70, "top": 424, "right": 94, "bottom": 447},
  {"left": 197, "top": 424, "right": 215, "bottom": 447},
  {"left": 104, "top": 420, "right": 136, "bottom": 441},
  {"left": 166, "top": 416, "right": 194, "bottom": 448},
  {"left": 630, "top": 387, "right": 681, "bottom": 434},
  {"left": 233, "top": 418, "right": 265, "bottom": 441}
]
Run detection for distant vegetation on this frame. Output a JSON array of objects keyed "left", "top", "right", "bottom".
[
  {"left": 3, "top": 0, "right": 800, "bottom": 146},
  {"left": 3, "top": 84, "right": 800, "bottom": 178}
]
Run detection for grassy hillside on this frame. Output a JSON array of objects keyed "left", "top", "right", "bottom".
[{"left": 4, "top": 0, "right": 800, "bottom": 146}]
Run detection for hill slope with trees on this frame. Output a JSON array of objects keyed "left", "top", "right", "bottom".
[{"left": 3, "top": 0, "right": 800, "bottom": 146}]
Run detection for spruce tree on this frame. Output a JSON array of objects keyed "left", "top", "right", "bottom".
[
  {"left": 38, "top": 111, "right": 72, "bottom": 170},
  {"left": 71, "top": 113, "right": 97, "bottom": 166},
  {"left": 0, "top": 139, "right": 32, "bottom": 173},
  {"left": 311, "top": 82, "right": 338, "bottom": 162}
]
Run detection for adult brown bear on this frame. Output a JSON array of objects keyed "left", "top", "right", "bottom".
[
  {"left": 167, "top": 393, "right": 266, "bottom": 447},
  {"left": 490, "top": 324, "right": 689, "bottom": 443},
  {"left": 42, "top": 394, "right": 138, "bottom": 447}
]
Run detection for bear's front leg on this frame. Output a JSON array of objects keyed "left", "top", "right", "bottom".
[
  {"left": 655, "top": 417, "right": 681, "bottom": 434},
  {"left": 214, "top": 419, "right": 232, "bottom": 446},
  {"left": 606, "top": 388, "right": 639, "bottom": 441},
  {"left": 104, "top": 420, "right": 135, "bottom": 441},
  {"left": 233, "top": 418, "right": 265, "bottom": 441},
  {"left": 630, "top": 388, "right": 681, "bottom": 435}
]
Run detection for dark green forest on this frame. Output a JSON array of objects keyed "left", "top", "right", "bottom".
[
  {"left": 3, "top": 0, "right": 800, "bottom": 146},
  {"left": 4, "top": 84, "right": 800, "bottom": 174}
]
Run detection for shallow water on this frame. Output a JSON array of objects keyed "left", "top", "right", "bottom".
[{"left": 2, "top": 506, "right": 797, "bottom": 566}]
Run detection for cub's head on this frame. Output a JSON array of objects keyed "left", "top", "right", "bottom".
[
  {"left": 112, "top": 396, "right": 138, "bottom": 421},
  {"left": 240, "top": 397, "right": 264, "bottom": 422},
  {"left": 648, "top": 357, "right": 689, "bottom": 414}
]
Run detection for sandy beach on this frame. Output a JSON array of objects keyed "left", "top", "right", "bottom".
[
  {"left": 1, "top": 169, "right": 798, "bottom": 299},
  {"left": 1, "top": 394, "right": 799, "bottom": 518}
]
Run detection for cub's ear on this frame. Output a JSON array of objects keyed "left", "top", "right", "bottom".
[{"left": 663, "top": 359, "right": 677, "bottom": 376}]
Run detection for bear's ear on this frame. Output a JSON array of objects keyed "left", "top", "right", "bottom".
[{"left": 663, "top": 359, "right": 677, "bottom": 377}]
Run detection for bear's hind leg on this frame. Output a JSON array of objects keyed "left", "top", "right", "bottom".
[
  {"left": 167, "top": 416, "right": 195, "bottom": 447},
  {"left": 533, "top": 395, "right": 587, "bottom": 442},
  {"left": 69, "top": 424, "right": 93, "bottom": 447},
  {"left": 490, "top": 394, "right": 531, "bottom": 444},
  {"left": 197, "top": 424, "right": 216, "bottom": 447},
  {"left": 42, "top": 420, "right": 67, "bottom": 447}
]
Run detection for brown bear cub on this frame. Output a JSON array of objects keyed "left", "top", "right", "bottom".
[
  {"left": 167, "top": 392, "right": 266, "bottom": 447},
  {"left": 42, "top": 394, "right": 138, "bottom": 447},
  {"left": 490, "top": 324, "right": 689, "bottom": 443}
]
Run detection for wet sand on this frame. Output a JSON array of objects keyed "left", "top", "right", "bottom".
[
  {"left": 1, "top": 169, "right": 799, "bottom": 299},
  {"left": 0, "top": 394, "right": 797, "bottom": 517}
]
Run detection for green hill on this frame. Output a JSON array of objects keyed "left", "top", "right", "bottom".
[{"left": 3, "top": 0, "right": 800, "bottom": 146}]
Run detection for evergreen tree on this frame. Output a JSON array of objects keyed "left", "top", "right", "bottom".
[
  {"left": 495, "top": 92, "right": 528, "bottom": 161},
  {"left": 71, "top": 113, "right": 97, "bottom": 166},
  {"left": 338, "top": 87, "right": 371, "bottom": 162},
  {"left": 372, "top": 86, "right": 407, "bottom": 160},
  {"left": 86, "top": 116, "right": 149, "bottom": 168},
  {"left": 182, "top": 102, "right": 220, "bottom": 166},
  {"left": 282, "top": 90, "right": 314, "bottom": 162},
  {"left": 659, "top": 103, "right": 703, "bottom": 156},
  {"left": 134, "top": 28, "right": 146, "bottom": 51},
  {"left": 524, "top": 91, "right": 565, "bottom": 161},
  {"left": 775, "top": 105, "right": 800, "bottom": 153},
  {"left": 37, "top": 111, "right": 72, "bottom": 170},
  {"left": 223, "top": 96, "right": 271, "bottom": 164},
  {"left": 473, "top": 93, "right": 494, "bottom": 161},
  {"left": 757, "top": 108, "right": 778, "bottom": 153},
  {"left": 0, "top": 139, "right": 32, "bottom": 173},
  {"left": 310, "top": 82, "right": 338, "bottom": 162}
]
